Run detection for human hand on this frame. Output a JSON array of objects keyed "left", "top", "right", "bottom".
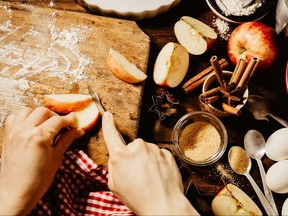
[
  {"left": 102, "top": 111, "right": 199, "bottom": 215},
  {"left": 0, "top": 107, "right": 85, "bottom": 215}
]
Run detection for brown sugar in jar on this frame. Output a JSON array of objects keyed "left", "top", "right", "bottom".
[{"left": 179, "top": 121, "right": 221, "bottom": 161}]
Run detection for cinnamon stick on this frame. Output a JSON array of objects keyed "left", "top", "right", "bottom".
[
  {"left": 200, "top": 87, "right": 220, "bottom": 100},
  {"left": 236, "top": 58, "right": 260, "bottom": 95},
  {"left": 210, "top": 55, "right": 225, "bottom": 89},
  {"left": 182, "top": 58, "right": 228, "bottom": 94},
  {"left": 222, "top": 103, "right": 242, "bottom": 116},
  {"left": 202, "top": 95, "right": 220, "bottom": 104},
  {"left": 229, "top": 58, "right": 247, "bottom": 87},
  {"left": 246, "top": 58, "right": 261, "bottom": 85}
]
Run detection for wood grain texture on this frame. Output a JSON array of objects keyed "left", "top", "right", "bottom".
[
  {"left": 1, "top": 1, "right": 288, "bottom": 215},
  {"left": 0, "top": 2, "right": 150, "bottom": 168}
]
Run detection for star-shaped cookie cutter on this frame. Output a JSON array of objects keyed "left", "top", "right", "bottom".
[{"left": 149, "top": 91, "right": 179, "bottom": 121}]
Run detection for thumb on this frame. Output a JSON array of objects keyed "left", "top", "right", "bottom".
[{"left": 54, "top": 128, "right": 85, "bottom": 158}]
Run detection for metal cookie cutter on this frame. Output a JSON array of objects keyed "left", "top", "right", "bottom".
[{"left": 149, "top": 91, "right": 179, "bottom": 121}]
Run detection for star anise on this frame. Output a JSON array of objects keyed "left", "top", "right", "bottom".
[{"left": 218, "top": 81, "right": 241, "bottom": 106}]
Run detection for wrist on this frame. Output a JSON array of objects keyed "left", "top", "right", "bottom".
[
  {"left": 164, "top": 192, "right": 199, "bottom": 215},
  {"left": 0, "top": 190, "right": 31, "bottom": 215},
  {"left": 134, "top": 191, "right": 199, "bottom": 215}
]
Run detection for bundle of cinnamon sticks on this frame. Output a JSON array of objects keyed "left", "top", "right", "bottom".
[
  {"left": 182, "top": 58, "right": 229, "bottom": 94},
  {"left": 199, "top": 55, "right": 261, "bottom": 116}
]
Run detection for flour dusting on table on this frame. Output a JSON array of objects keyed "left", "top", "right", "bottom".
[
  {"left": 0, "top": 11, "right": 93, "bottom": 82},
  {"left": 0, "top": 4, "right": 95, "bottom": 126}
]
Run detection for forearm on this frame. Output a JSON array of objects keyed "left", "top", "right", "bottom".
[
  {"left": 0, "top": 190, "right": 33, "bottom": 216},
  {"left": 132, "top": 192, "right": 200, "bottom": 216},
  {"left": 0, "top": 196, "right": 22, "bottom": 215}
]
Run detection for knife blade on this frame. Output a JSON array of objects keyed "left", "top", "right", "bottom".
[
  {"left": 88, "top": 86, "right": 126, "bottom": 145},
  {"left": 88, "top": 86, "right": 106, "bottom": 116}
]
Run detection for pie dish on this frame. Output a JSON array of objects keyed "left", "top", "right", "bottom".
[
  {"left": 205, "top": 0, "right": 277, "bottom": 23},
  {"left": 77, "top": 0, "right": 181, "bottom": 20}
]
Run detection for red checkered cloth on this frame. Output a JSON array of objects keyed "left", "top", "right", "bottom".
[{"left": 30, "top": 150, "right": 134, "bottom": 215}]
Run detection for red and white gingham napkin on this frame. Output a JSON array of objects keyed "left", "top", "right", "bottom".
[{"left": 30, "top": 150, "right": 134, "bottom": 215}]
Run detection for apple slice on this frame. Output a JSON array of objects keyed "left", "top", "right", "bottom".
[
  {"left": 107, "top": 48, "right": 147, "bottom": 84},
  {"left": 153, "top": 42, "right": 189, "bottom": 88},
  {"left": 212, "top": 184, "right": 262, "bottom": 216},
  {"left": 174, "top": 16, "right": 217, "bottom": 55},
  {"left": 43, "top": 94, "right": 93, "bottom": 114},
  {"left": 71, "top": 101, "right": 100, "bottom": 131}
]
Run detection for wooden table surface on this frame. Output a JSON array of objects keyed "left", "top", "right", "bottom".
[{"left": 1, "top": 0, "right": 288, "bottom": 215}]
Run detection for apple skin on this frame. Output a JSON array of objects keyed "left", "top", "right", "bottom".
[
  {"left": 212, "top": 184, "right": 262, "bottom": 216},
  {"left": 228, "top": 22, "right": 278, "bottom": 72},
  {"left": 107, "top": 48, "right": 147, "bottom": 84},
  {"left": 43, "top": 94, "right": 100, "bottom": 131},
  {"left": 174, "top": 16, "right": 217, "bottom": 55},
  {"left": 43, "top": 94, "right": 92, "bottom": 114},
  {"left": 285, "top": 61, "right": 288, "bottom": 95}
]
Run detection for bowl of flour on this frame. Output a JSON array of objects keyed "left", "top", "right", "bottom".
[{"left": 206, "top": 0, "right": 277, "bottom": 23}]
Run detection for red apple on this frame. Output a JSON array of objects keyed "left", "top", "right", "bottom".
[
  {"left": 286, "top": 61, "right": 288, "bottom": 94},
  {"left": 228, "top": 22, "right": 278, "bottom": 72}
]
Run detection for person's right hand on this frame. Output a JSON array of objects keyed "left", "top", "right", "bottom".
[{"left": 102, "top": 111, "right": 199, "bottom": 215}]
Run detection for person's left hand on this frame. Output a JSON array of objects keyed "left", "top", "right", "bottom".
[{"left": 0, "top": 107, "right": 85, "bottom": 215}]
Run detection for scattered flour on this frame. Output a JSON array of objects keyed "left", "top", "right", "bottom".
[
  {"left": 0, "top": 4, "right": 13, "bottom": 16},
  {"left": 0, "top": 13, "right": 93, "bottom": 82},
  {"left": 49, "top": 1, "right": 54, "bottom": 7},
  {"left": 0, "top": 5, "right": 95, "bottom": 124},
  {"left": 215, "top": 0, "right": 263, "bottom": 16},
  {"left": 212, "top": 17, "right": 231, "bottom": 40},
  {"left": 0, "top": 77, "right": 29, "bottom": 128}
]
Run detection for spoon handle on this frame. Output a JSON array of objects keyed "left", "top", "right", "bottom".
[
  {"left": 269, "top": 113, "right": 288, "bottom": 127},
  {"left": 256, "top": 159, "right": 278, "bottom": 214},
  {"left": 245, "top": 173, "right": 278, "bottom": 215}
]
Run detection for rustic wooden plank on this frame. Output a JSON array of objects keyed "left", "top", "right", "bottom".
[{"left": 0, "top": 2, "right": 150, "bottom": 169}]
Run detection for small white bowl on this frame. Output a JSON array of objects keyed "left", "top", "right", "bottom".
[
  {"left": 202, "top": 71, "right": 249, "bottom": 118},
  {"left": 77, "top": 0, "right": 181, "bottom": 20}
]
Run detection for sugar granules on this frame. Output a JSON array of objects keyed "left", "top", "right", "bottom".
[
  {"left": 216, "top": 162, "right": 238, "bottom": 186},
  {"left": 179, "top": 121, "right": 221, "bottom": 161}
]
